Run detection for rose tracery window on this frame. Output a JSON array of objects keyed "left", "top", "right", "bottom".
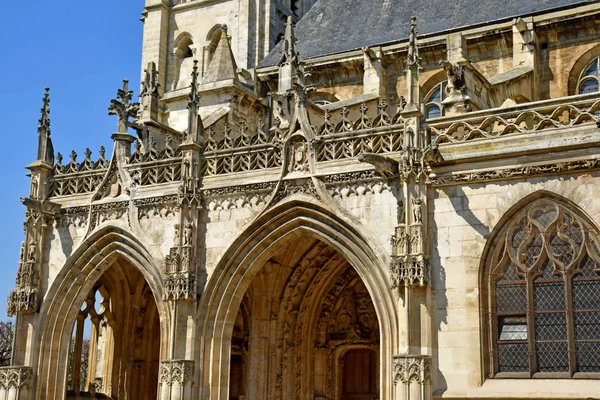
[{"left": 487, "top": 198, "right": 600, "bottom": 378}]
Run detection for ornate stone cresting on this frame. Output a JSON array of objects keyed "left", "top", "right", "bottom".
[{"left": 392, "top": 355, "right": 432, "bottom": 385}]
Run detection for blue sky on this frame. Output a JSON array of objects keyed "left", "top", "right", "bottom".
[{"left": 0, "top": 1, "right": 144, "bottom": 319}]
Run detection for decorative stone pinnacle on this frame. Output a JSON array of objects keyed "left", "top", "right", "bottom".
[
  {"left": 140, "top": 62, "right": 160, "bottom": 98},
  {"left": 407, "top": 16, "right": 420, "bottom": 67},
  {"left": 38, "top": 87, "right": 51, "bottom": 135},
  {"left": 108, "top": 79, "right": 140, "bottom": 133},
  {"left": 36, "top": 87, "right": 55, "bottom": 165},
  {"left": 188, "top": 60, "right": 201, "bottom": 111},
  {"left": 279, "top": 16, "right": 298, "bottom": 66}
]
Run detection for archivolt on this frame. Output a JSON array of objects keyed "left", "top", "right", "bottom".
[
  {"left": 196, "top": 198, "right": 398, "bottom": 400},
  {"left": 32, "top": 225, "right": 168, "bottom": 400}
]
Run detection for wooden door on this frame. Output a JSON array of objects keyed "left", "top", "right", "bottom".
[{"left": 341, "top": 349, "right": 377, "bottom": 400}]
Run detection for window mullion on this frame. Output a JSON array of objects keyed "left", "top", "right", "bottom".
[
  {"left": 564, "top": 272, "right": 577, "bottom": 377},
  {"left": 526, "top": 276, "right": 537, "bottom": 377}
]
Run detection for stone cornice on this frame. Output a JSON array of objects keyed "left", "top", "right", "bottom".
[{"left": 430, "top": 157, "right": 600, "bottom": 186}]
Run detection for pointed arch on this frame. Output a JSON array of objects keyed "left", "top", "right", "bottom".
[
  {"left": 32, "top": 225, "right": 168, "bottom": 400},
  {"left": 479, "top": 190, "right": 600, "bottom": 379},
  {"left": 196, "top": 198, "right": 399, "bottom": 400}
]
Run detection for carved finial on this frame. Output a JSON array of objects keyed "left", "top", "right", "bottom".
[
  {"left": 38, "top": 88, "right": 51, "bottom": 135},
  {"left": 70, "top": 150, "right": 77, "bottom": 163},
  {"left": 36, "top": 87, "right": 54, "bottom": 165},
  {"left": 185, "top": 60, "right": 204, "bottom": 146},
  {"left": 407, "top": 16, "right": 420, "bottom": 67},
  {"left": 404, "top": 17, "right": 421, "bottom": 110},
  {"left": 108, "top": 79, "right": 140, "bottom": 133},
  {"left": 279, "top": 16, "right": 297, "bottom": 66},
  {"left": 188, "top": 60, "right": 200, "bottom": 111},
  {"left": 99, "top": 146, "right": 106, "bottom": 159},
  {"left": 84, "top": 148, "right": 92, "bottom": 160}
]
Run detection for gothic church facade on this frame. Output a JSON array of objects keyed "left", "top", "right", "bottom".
[{"left": 4, "top": 0, "right": 600, "bottom": 399}]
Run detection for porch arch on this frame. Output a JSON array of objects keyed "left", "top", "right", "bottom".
[
  {"left": 33, "top": 225, "right": 169, "bottom": 400},
  {"left": 197, "top": 198, "right": 399, "bottom": 400}
]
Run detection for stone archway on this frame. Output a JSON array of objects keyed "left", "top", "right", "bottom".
[
  {"left": 33, "top": 226, "right": 168, "bottom": 400},
  {"left": 65, "top": 258, "right": 160, "bottom": 399},
  {"left": 197, "top": 199, "right": 398, "bottom": 400},
  {"left": 228, "top": 237, "right": 380, "bottom": 400}
]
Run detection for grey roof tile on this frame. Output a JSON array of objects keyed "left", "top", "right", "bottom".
[{"left": 259, "top": 0, "right": 594, "bottom": 67}]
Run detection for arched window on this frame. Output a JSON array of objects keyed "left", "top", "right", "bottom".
[
  {"left": 424, "top": 82, "right": 447, "bottom": 119},
  {"left": 485, "top": 197, "right": 600, "bottom": 378},
  {"left": 169, "top": 34, "right": 196, "bottom": 90},
  {"left": 577, "top": 57, "right": 599, "bottom": 94}
]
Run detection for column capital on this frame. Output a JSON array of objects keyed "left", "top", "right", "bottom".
[{"left": 392, "top": 355, "right": 432, "bottom": 385}]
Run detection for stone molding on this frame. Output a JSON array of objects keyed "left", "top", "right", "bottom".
[
  {"left": 0, "top": 366, "right": 32, "bottom": 390},
  {"left": 392, "top": 355, "right": 432, "bottom": 385},
  {"left": 159, "top": 360, "right": 194, "bottom": 385},
  {"left": 430, "top": 157, "right": 600, "bottom": 186}
]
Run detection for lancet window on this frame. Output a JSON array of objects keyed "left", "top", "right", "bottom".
[
  {"left": 423, "top": 82, "right": 447, "bottom": 119},
  {"left": 486, "top": 197, "right": 600, "bottom": 378},
  {"left": 578, "top": 57, "right": 600, "bottom": 94},
  {"left": 67, "top": 285, "right": 115, "bottom": 395}
]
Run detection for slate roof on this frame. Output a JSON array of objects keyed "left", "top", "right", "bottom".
[{"left": 258, "top": 0, "right": 594, "bottom": 67}]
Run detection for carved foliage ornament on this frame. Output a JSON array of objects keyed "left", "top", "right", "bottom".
[
  {"left": 392, "top": 355, "right": 432, "bottom": 385},
  {"left": 0, "top": 367, "right": 32, "bottom": 390},
  {"left": 159, "top": 360, "right": 194, "bottom": 386},
  {"left": 430, "top": 158, "right": 600, "bottom": 186}
]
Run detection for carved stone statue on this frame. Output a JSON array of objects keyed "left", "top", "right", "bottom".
[
  {"left": 27, "top": 240, "right": 37, "bottom": 262},
  {"left": 19, "top": 241, "right": 25, "bottom": 263},
  {"left": 183, "top": 223, "right": 193, "bottom": 246},
  {"left": 412, "top": 198, "right": 423, "bottom": 224},
  {"left": 174, "top": 224, "right": 180, "bottom": 246}
]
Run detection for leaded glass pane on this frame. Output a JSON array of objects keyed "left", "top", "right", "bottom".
[
  {"left": 574, "top": 311, "right": 600, "bottom": 340},
  {"left": 499, "top": 316, "right": 527, "bottom": 340},
  {"left": 496, "top": 283, "right": 526, "bottom": 313},
  {"left": 498, "top": 343, "right": 529, "bottom": 372},
  {"left": 575, "top": 341, "right": 600, "bottom": 372},
  {"left": 536, "top": 341, "right": 569, "bottom": 372},
  {"left": 535, "top": 312, "right": 567, "bottom": 341},
  {"left": 573, "top": 279, "right": 600, "bottom": 310}
]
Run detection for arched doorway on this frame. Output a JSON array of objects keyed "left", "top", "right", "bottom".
[
  {"left": 197, "top": 201, "right": 398, "bottom": 400},
  {"left": 65, "top": 257, "right": 160, "bottom": 399},
  {"left": 227, "top": 236, "right": 380, "bottom": 400}
]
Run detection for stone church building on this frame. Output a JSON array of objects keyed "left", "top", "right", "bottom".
[{"left": 3, "top": 0, "right": 600, "bottom": 399}]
